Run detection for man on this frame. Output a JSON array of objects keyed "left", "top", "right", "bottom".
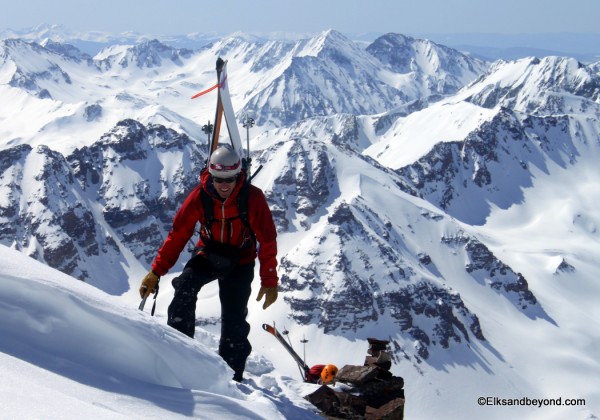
[{"left": 139, "top": 144, "right": 279, "bottom": 382}]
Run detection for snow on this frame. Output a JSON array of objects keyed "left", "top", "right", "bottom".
[
  {"left": 363, "top": 99, "right": 498, "bottom": 169},
  {"left": 0, "top": 244, "right": 320, "bottom": 419}
]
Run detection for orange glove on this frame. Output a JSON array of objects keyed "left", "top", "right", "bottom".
[
  {"left": 256, "top": 286, "right": 278, "bottom": 310},
  {"left": 139, "top": 270, "right": 159, "bottom": 298}
]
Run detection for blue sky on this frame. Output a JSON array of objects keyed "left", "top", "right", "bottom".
[{"left": 1, "top": 0, "right": 599, "bottom": 37}]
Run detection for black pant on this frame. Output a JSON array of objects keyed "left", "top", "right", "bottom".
[{"left": 167, "top": 255, "right": 254, "bottom": 378}]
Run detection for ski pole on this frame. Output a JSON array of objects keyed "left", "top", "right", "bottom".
[
  {"left": 202, "top": 121, "right": 213, "bottom": 167},
  {"left": 243, "top": 115, "right": 254, "bottom": 181},
  {"left": 301, "top": 335, "right": 308, "bottom": 366},
  {"left": 282, "top": 326, "right": 305, "bottom": 380},
  {"left": 262, "top": 323, "right": 310, "bottom": 381}
]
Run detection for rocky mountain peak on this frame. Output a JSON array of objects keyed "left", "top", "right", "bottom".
[
  {"left": 40, "top": 38, "right": 91, "bottom": 62},
  {"left": 367, "top": 32, "right": 489, "bottom": 95},
  {"left": 465, "top": 56, "right": 600, "bottom": 112},
  {"left": 97, "top": 38, "right": 193, "bottom": 69}
]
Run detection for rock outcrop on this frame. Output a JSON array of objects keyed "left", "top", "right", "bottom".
[{"left": 305, "top": 338, "right": 404, "bottom": 419}]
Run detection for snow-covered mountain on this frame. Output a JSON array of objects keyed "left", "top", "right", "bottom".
[
  {"left": 0, "top": 23, "right": 221, "bottom": 55},
  {"left": 0, "top": 29, "right": 486, "bottom": 152},
  {"left": 0, "top": 119, "right": 203, "bottom": 293},
  {"left": 367, "top": 33, "right": 487, "bottom": 96},
  {"left": 365, "top": 56, "right": 600, "bottom": 224},
  {"left": 1, "top": 28, "right": 599, "bottom": 419}
]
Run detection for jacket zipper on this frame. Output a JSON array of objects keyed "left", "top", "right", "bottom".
[{"left": 219, "top": 201, "right": 226, "bottom": 242}]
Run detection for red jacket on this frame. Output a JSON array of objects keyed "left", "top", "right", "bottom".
[{"left": 151, "top": 171, "right": 279, "bottom": 287}]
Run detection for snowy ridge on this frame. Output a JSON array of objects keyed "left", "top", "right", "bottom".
[
  {"left": 464, "top": 56, "right": 600, "bottom": 111},
  {"left": 0, "top": 244, "right": 319, "bottom": 419}
]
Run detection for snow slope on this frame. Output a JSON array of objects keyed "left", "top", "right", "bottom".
[
  {"left": 2, "top": 235, "right": 598, "bottom": 419},
  {"left": 0, "top": 244, "right": 320, "bottom": 419}
]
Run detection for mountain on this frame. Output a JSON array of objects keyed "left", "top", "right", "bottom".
[
  {"left": 240, "top": 30, "right": 408, "bottom": 126},
  {"left": 0, "top": 23, "right": 221, "bottom": 55},
  {"left": 0, "top": 119, "right": 204, "bottom": 293},
  {"left": 366, "top": 33, "right": 487, "bottom": 96},
  {"left": 0, "top": 30, "right": 487, "bottom": 151},
  {"left": 1, "top": 29, "right": 599, "bottom": 419},
  {"left": 365, "top": 56, "right": 600, "bottom": 225},
  {"left": 7, "top": 24, "right": 600, "bottom": 61},
  {"left": 421, "top": 32, "right": 600, "bottom": 63},
  {"left": 95, "top": 39, "right": 194, "bottom": 69},
  {"left": 248, "top": 119, "right": 546, "bottom": 361},
  {"left": 241, "top": 30, "right": 487, "bottom": 127}
]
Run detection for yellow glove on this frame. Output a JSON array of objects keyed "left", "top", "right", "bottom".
[
  {"left": 256, "top": 286, "right": 278, "bottom": 310},
  {"left": 139, "top": 270, "right": 159, "bottom": 298}
]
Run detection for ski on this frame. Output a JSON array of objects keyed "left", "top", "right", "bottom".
[
  {"left": 216, "top": 58, "right": 244, "bottom": 157},
  {"left": 192, "top": 57, "right": 244, "bottom": 158},
  {"left": 262, "top": 323, "right": 310, "bottom": 380},
  {"left": 192, "top": 58, "right": 254, "bottom": 174},
  {"left": 209, "top": 58, "right": 225, "bottom": 155}
]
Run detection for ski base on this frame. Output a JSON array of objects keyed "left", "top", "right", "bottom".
[{"left": 262, "top": 323, "right": 310, "bottom": 380}]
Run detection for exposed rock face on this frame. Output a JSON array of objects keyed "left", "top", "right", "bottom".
[
  {"left": 69, "top": 119, "right": 203, "bottom": 266},
  {"left": 263, "top": 139, "right": 335, "bottom": 232},
  {"left": 0, "top": 119, "right": 204, "bottom": 292},
  {"left": 394, "top": 109, "right": 581, "bottom": 225},
  {"left": 463, "top": 238, "right": 538, "bottom": 311},
  {"left": 279, "top": 197, "right": 491, "bottom": 360},
  {"left": 0, "top": 143, "right": 99, "bottom": 281}
]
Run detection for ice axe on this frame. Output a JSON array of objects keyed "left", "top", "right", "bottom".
[{"left": 138, "top": 281, "right": 159, "bottom": 316}]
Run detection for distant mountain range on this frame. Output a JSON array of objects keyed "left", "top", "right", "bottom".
[
  {"left": 422, "top": 31, "right": 600, "bottom": 63},
  {"left": 3, "top": 23, "right": 600, "bottom": 62}
]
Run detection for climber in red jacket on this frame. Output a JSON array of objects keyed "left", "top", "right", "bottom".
[{"left": 139, "top": 144, "right": 279, "bottom": 382}]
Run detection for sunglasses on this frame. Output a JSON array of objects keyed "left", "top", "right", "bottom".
[{"left": 213, "top": 176, "right": 237, "bottom": 184}]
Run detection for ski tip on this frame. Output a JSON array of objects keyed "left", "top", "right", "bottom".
[
  {"left": 262, "top": 323, "right": 277, "bottom": 333},
  {"left": 216, "top": 57, "right": 225, "bottom": 71}
]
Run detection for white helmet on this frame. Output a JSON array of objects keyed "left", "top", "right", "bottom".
[{"left": 209, "top": 145, "right": 241, "bottom": 178}]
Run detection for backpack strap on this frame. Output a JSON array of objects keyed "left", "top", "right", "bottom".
[
  {"left": 236, "top": 179, "right": 251, "bottom": 229},
  {"left": 200, "top": 188, "right": 215, "bottom": 239},
  {"left": 237, "top": 179, "right": 256, "bottom": 248}
]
